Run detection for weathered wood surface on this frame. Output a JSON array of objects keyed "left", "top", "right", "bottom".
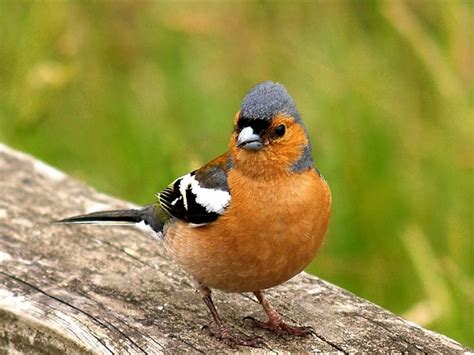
[{"left": 0, "top": 143, "right": 470, "bottom": 354}]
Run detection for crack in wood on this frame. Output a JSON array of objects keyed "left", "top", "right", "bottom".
[
  {"left": 70, "top": 286, "right": 167, "bottom": 352},
  {"left": 312, "top": 332, "right": 347, "bottom": 354},
  {"left": 355, "top": 313, "right": 429, "bottom": 354},
  {"left": 1, "top": 271, "right": 144, "bottom": 354}
]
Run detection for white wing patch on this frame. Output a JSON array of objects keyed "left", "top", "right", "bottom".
[
  {"left": 178, "top": 173, "right": 231, "bottom": 214},
  {"left": 158, "top": 164, "right": 231, "bottom": 224}
]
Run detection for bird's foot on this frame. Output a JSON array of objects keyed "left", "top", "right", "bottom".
[
  {"left": 244, "top": 316, "right": 314, "bottom": 337},
  {"left": 202, "top": 325, "right": 264, "bottom": 348}
]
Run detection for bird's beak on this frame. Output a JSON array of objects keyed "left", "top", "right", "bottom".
[{"left": 237, "top": 127, "right": 263, "bottom": 151}]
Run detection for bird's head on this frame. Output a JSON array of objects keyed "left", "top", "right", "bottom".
[{"left": 230, "top": 81, "right": 313, "bottom": 178}]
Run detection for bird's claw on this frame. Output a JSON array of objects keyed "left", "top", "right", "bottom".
[
  {"left": 243, "top": 316, "right": 315, "bottom": 337},
  {"left": 202, "top": 324, "right": 265, "bottom": 348}
]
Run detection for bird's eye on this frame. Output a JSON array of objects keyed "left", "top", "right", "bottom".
[{"left": 274, "top": 124, "right": 286, "bottom": 137}]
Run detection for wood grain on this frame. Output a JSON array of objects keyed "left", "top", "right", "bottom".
[{"left": 0, "top": 144, "right": 470, "bottom": 354}]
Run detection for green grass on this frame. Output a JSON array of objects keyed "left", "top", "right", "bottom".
[{"left": 1, "top": 0, "right": 472, "bottom": 347}]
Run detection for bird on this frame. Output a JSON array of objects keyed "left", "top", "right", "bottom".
[{"left": 55, "top": 81, "right": 332, "bottom": 347}]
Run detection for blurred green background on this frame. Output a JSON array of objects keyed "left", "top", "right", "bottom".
[{"left": 1, "top": 0, "right": 472, "bottom": 347}]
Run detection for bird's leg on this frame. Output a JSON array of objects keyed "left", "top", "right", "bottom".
[
  {"left": 195, "top": 282, "right": 263, "bottom": 347},
  {"left": 245, "top": 290, "right": 314, "bottom": 337}
]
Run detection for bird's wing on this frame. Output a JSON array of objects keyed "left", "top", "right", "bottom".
[{"left": 158, "top": 153, "right": 232, "bottom": 225}]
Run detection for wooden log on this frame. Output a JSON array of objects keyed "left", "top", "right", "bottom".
[{"left": 0, "top": 143, "right": 470, "bottom": 354}]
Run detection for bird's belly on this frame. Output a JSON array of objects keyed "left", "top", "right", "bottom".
[
  {"left": 163, "top": 172, "right": 331, "bottom": 292},
  {"left": 164, "top": 218, "right": 318, "bottom": 292}
]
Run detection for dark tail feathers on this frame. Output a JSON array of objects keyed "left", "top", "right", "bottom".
[
  {"left": 53, "top": 209, "right": 144, "bottom": 224},
  {"left": 53, "top": 205, "right": 164, "bottom": 233}
]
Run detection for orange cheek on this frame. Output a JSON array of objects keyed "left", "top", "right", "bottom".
[
  {"left": 266, "top": 122, "right": 309, "bottom": 166},
  {"left": 229, "top": 115, "right": 311, "bottom": 177}
]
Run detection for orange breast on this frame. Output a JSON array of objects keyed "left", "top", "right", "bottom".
[{"left": 164, "top": 169, "right": 331, "bottom": 292}]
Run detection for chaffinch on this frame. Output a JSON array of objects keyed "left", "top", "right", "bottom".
[{"left": 56, "top": 81, "right": 332, "bottom": 347}]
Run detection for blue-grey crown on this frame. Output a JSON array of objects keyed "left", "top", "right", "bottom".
[{"left": 239, "top": 81, "right": 302, "bottom": 122}]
